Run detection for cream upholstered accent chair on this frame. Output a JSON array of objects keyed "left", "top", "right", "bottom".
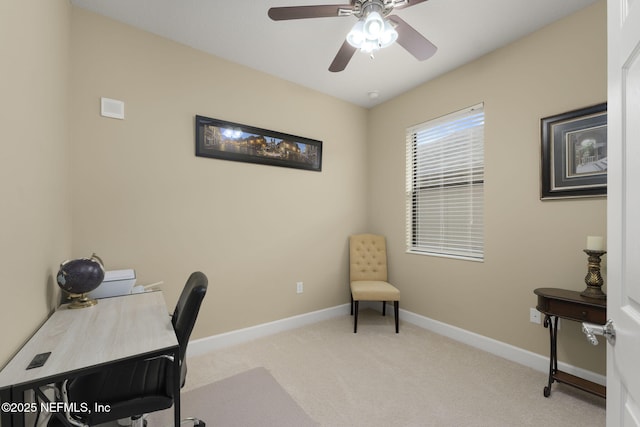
[{"left": 349, "top": 233, "right": 400, "bottom": 333}]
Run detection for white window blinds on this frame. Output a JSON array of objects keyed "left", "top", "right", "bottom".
[{"left": 406, "top": 103, "right": 485, "bottom": 260}]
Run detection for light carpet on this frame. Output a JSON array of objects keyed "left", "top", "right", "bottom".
[
  {"left": 186, "top": 309, "right": 606, "bottom": 427},
  {"left": 146, "top": 367, "right": 318, "bottom": 427}
]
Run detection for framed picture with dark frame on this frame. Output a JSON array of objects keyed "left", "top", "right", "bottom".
[
  {"left": 195, "top": 115, "right": 322, "bottom": 172},
  {"left": 540, "top": 103, "right": 607, "bottom": 199}
]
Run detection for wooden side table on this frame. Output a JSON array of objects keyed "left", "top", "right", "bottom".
[{"left": 534, "top": 287, "right": 606, "bottom": 398}]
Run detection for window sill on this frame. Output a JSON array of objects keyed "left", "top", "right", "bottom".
[{"left": 406, "top": 250, "right": 484, "bottom": 263}]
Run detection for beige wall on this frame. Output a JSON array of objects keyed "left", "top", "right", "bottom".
[
  {"left": 368, "top": 0, "right": 607, "bottom": 374},
  {"left": 69, "top": 8, "right": 368, "bottom": 340},
  {"left": 0, "top": 0, "right": 607, "bottom": 376},
  {"left": 0, "top": 0, "right": 72, "bottom": 365}
]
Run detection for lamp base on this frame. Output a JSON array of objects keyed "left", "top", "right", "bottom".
[
  {"left": 580, "top": 286, "right": 607, "bottom": 300},
  {"left": 581, "top": 249, "right": 607, "bottom": 300}
]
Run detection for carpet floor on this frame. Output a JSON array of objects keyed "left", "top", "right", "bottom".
[
  {"left": 146, "top": 367, "right": 317, "bottom": 427},
  {"left": 183, "top": 309, "right": 605, "bottom": 426}
]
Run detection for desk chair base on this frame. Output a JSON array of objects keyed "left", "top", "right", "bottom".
[
  {"left": 122, "top": 415, "right": 206, "bottom": 427},
  {"left": 47, "top": 413, "right": 206, "bottom": 427},
  {"left": 182, "top": 417, "right": 206, "bottom": 427}
]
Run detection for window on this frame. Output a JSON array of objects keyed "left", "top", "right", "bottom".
[{"left": 405, "top": 103, "right": 485, "bottom": 261}]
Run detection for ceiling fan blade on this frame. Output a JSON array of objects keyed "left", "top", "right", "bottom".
[
  {"left": 392, "top": 0, "right": 429, "bottom": 11},
  {"left": 268, "top": 4, "right": 354, "bottom": 21},
  {"left": 388, "top": 15, "right": 437, "bottom": 61},
  {"left": 329, "top": 40, "right": 358, "bottom": 72}
]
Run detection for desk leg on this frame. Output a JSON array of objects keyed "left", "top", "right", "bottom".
[
  {"left": 543, "top": 314, "right": 558, "bottom": 397},
  {"left": 1, "top": 387, "right": 12, "bottom": 427},
  {"left": 173, "top": 348, "right": 181, "bottom": 427},
  {"left": 0, "top": 387, "right": 27, "bottom": 427}
]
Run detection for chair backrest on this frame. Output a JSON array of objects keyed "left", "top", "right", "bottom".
[
  {"left": 349, "top": 234, "right": 388, "bottom": 282},
  {"left": 172, "top": 271, "right": 208, "bottom": 380}
]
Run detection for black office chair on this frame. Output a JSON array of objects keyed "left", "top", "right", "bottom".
[{"left": 49, "top": 271, "right": 208, "bottom": 427}]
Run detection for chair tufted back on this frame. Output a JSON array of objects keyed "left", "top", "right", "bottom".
[{"left": 349, "top": 234, "right": 388, "bottom": 282}]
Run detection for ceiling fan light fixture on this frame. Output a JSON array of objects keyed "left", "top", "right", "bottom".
[
  {"left": 269, "top": 0, "right": 436, "bottom": 72},
  {"left": 378, "top": 19, "right": 398, "bottom": 47},
  {"left": 363, "top": 11, "right": 384, "bottom": 39},
  {"left": 346, "top": 20, "right": 366, "bottom": 47},
  {"left": 346, "top": 12, "right": 398, "bottom": 53},
  {"left": 361, "top": 39, "right": 379, "bottom": 54}
]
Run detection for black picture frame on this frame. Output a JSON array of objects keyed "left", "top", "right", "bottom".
[
  {"left": 540, "top": 103, "right": 607, "bottom": 199},
  {"left": 195, "top": 115, "right": 322, "bottom": 172}
]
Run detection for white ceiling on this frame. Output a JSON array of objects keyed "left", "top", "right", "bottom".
[{"left": 69, "top": 0, "right": 598, "bottom": 108}]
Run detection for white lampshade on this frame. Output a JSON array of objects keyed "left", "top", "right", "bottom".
[
  {"left": 363, "top": 11, "right": 384, "bottom": 39},
  {"left": 346, "top": 12, "right": 398, "bottom": 53},
  {"left": 346, "top": 20, "right": 366, "bottom": 48},
  {"left": 360, "top": 39, "right": 379, "bottom": 53},
  {"left": 378, "top": 19, "right": 398, "bottom": 48}
]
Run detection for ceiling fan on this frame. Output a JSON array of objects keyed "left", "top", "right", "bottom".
[{"left": 268, "top": 0, "right": 437, "bottom": 72}]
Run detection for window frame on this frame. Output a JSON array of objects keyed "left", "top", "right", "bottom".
[{"left": 405, "top": 103, "right": 485, "bottom": 261}]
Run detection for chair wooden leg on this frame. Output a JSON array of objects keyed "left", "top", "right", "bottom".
[
  {"left": 394, "top": 301, "right": 399, "bottom": 333},
  {"left": 382, "top": 301, "right": 386, "bottom": 316},
  {"left": 350, "top": 295, "right": 354, "bottom": 316},
  {"left": 354, "top": 300, "right": 359, "bottom": 333}
]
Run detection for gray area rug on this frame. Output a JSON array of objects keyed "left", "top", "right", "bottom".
[{"left": 147, "top": 367, "right": 318, "bottom": 427}]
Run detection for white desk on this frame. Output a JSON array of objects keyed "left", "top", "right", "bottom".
[{"left": 0, "top": 291, "right": 180, "bottom": 427}]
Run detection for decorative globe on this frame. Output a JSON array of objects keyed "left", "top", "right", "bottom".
[{"left": 57, "top": 254, "right": 105, "bottom": 308}]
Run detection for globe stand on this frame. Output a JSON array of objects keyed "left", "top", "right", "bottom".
[{"left": 66, "top": 292, "right": 97, "bottom": 309}]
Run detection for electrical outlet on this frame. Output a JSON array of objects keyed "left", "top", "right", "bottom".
[
  {"left": 296, "top": 282, "right": 303, "bottom": 294},
  {"left": 530, "top": 307, "right": 541, "bottom": 324}
]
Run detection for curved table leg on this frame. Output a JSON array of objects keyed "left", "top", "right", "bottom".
[{"left": 543, "top": 314, "right": 558, "bottom": 397}]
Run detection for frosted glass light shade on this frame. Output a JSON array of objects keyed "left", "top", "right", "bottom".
[{"left": 346, "top": 13, "right": 398, "bottom": 52}]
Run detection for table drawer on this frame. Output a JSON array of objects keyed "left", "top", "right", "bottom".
[{"left": 541, "top": 298, "right": 606, "bottom": 324}]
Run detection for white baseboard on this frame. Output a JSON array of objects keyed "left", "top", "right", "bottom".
[
  {"left": 188, "top": 304, "right": 351, "bottom": 357},
  {"left": 189, "top": 302, "right": 605, "bottom": 386},
  {"left": 398, "top": 307, "right": 606, "bottom": 386}
]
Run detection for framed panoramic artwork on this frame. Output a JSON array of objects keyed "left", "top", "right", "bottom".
[
  {"left": 195, "top": 115, "right": 322, "bottom": 172},
  {"left": 540, "top": 103, "right": 607, "bottom": 199}
]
